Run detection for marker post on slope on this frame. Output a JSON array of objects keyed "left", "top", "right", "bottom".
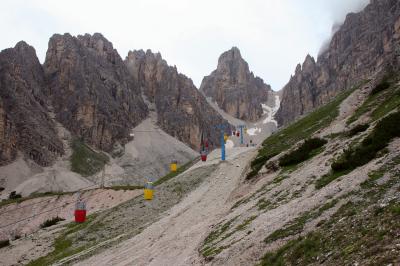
[
  {"left": 237, "top": 125, "right": 246, "bottom": 145},
  {"left": 215, "top": 124, "right": 227, "bottom": 161}
]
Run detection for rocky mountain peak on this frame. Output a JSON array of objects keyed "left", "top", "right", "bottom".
[
  {"left": 216, "top": 47, "right": 250, "bottom": 84},
  {"left": 14, "top": 41, "right": 34, "bottom": 53},
  {"left": 77, "top": 33, "right": 115, "bottom": 56},
  {"left": 276, "top": 0, "right": 400, "bottom": 126},
  {"left": 302, "top": 54, "right": 316, "bottom": 73},
  {"left": 200, "top": 47, "right": 274, "bottom": 121},
  {"left": 125, "top": 49, "right": 231, "bottom": 150},
  {"left": 0, "top": 41, "right": 64, "bottom": 166},
  {"left": 44, "top": 33, "right": 148, "bottom": 152}
]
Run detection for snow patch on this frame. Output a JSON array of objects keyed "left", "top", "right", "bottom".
[
  {"left": 225, "top": 139, "right": 235, "bottom": 149},
  {"left": 262, "top": 95, "right": 280, "bottom": 125},
  {"left": 247, "top": 127, "right": 261, "bottom": 136}
]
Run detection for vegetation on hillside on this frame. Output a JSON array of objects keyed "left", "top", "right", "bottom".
[
  {"left": 316, "top": 111, "right": 400, "bottom": 189},
  {"left": 279, "top": 138, "right": 327, "bottom": 167},
  {"left": 246, "top": 86, "right": 359, "bottom": 179},
  {"left": 346, "top": 123, "right": 369, "bottom": 137},
  {"left": 70, "top": 139, "right": 109, "bottom": 176},
  {"left": 0, "top": 239, "right": 10, "bottom": 249},
  {"left": 40, "top": 217, "right": 66, "bottom": 228},
  {"left": 347, "top": 75, "right": 400, "bottom": 125},
  {"left": 28, "top": 214, "right": 99, "bottom": 266},
  {"left": 332, "top": 111, "right": 400, "bottom": 172},
  {"left": 0, "top": 191, "right": 70, "bottom": 208},
  {"left": 260, "top": 156, "right": 400, "bottom": 266}
]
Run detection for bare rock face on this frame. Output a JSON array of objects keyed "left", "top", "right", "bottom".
[
  {"left": 44, "top": 33, "right": 148, "bottom": 152},
  {"left": 125, "top": 50, "right": 231, "bottom": 150},
  {"left": 200, "top": 47, "right": 273, "bottom": 121},
  {"left": 276, "top": 0, "right": 400, "bottom": 126},
  {"left": 0, "top": 42, "right": 63, "bottom": 166}
]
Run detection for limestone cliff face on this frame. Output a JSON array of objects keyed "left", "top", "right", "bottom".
[
  {"left": 125, "top": 50, "right": 231, "bottom": 150},
  {"left": 0, "top": 42, "right": 63, "bottom": 166},
  {"left": 200, "top": 47, "right": 273, "bottom": 121},
  {"left": 276, "top": 0, "right": 400, "bottom": 126},
  {"left": 44, "top": 33, "right": 148, "bottom": 152}
]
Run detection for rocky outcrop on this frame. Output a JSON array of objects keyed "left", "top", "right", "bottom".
[
  {"left": 44, "top": 33, "right": 148, "bottom": 152},
  {"left": 125, "top": 50, "right": 231, "bottom": 150},
  {"left": 0, "top": 42, "right": 63, "bottom": 166},
  {"left": 200, "top": 47, "right": 274, "bottom": 121},
  {"left": 276, "top": 0, "right": 400, "bottom": 126}
]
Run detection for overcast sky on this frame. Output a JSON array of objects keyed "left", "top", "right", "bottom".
[{"left": 1, "top": 0, "right": 369, "bottom": 91}]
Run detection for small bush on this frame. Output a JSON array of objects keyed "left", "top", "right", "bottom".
[
  {"left": 332, "top": 111, "right": 400, "bottom": 173},
  {"left": 40, "top": 217, "right": 65, "bottom": 228},
  {"left": 370, "top": 80, "right": 390, "bottom": 95},
  {"left": 246, "top": 153, "right": 278, "bottom": 180},
  {"left": 8, "top": 191, "right": 21, "bottom": 200},
  {"left": 0, "top": 239, "right": 10, "bottom": 249},
  {"left": 347, "top": 124, "right": 369, "bottom": 137},
  {"left": 279, "top": 138, "right": 327, "bottom": 167}
]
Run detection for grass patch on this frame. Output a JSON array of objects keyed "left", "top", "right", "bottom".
[
  {"left": 104, "top": 185, "right": 144, "bottom": 191},
  {"left": 360, "top": 170, "right": 385, "bottom": 189},
  {"left": 315, "top": 170, "right": 351, "bottom": 189},
  {"left": 389, "top": 203, "right": 400, "bottom": 215},
  {"left": 331, "top": 111, "right": 400, "bottom": 173},
  {"left": 153, "top": 158, "right": 197, "bottom": 186},
  {"left": 279, "top": 138, "right": 327, "bottom": 167},
  {"left": 40, "top": 217, "right": 66, "bottom": 228},
  {"left": 370, "top": 87, "right": 400, "bottom": 121},
  {"left": 8, "top": 191, "right": 21, "bottom": 199},
  {"left": 235, "top": 216, "right": 257, "bottom": 231},
  {"left": 265, "top": 199, "right": 338, "bottom": 243},
  {"left": 265, "top": 214, "right": 309, "bottom": 243},
  {"left": 257, "top": 198, "right": 271, "bottom": 211},
  {"left": 200, "top": 216, "right": 239, "bottom": 259},
  {"left": 0, "top": 191, "right": 71, "bottom": 208},
  {"left": 70, "top": 139, "right": 109, "bottom": 177},
  {"left": 201, "top": 216, "right": 255, "bottom": 259},
  {"left": 261, "top": 187, "right": 400, "bottom": 265},
  {"left": 201, "top": 245, "right": 228, "bottom": 258},
  {"left": 27, "top": 214, "right": 98, "bottom": 266},
  {"left": 370, "top": 77, "right": 391, "bottom": 95},
  {"left": 246, "top": 153, "right": 278, "bottom": 179},
  {"left": 259, "top": 154, "right": 400, "bottom": 266},
  {"left": 247, "top": 85, "right": 358, "bottom": 179},
  {"left": 273, "top": 175, "right": 290, "bottom": 184},
  {"left": 347, "top": 75, "right": 399, "bottom": 125},
  {"left": 203, "top": 217, "right": 237, "bottom": 246},
  {"left": 261, "top": 233, "right": 323, "bottom": 266}
]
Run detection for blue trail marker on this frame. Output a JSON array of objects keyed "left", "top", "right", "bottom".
[
  {"left": 215, "top": 124, "right": 227, "bottom": 161},
  {"left": 237, "top": 125, "right": 246, "bottom": 145}
]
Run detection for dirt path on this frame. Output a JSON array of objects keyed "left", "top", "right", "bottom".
[{"left": 75, "top": 147, "right": 256, "bottom": 266}]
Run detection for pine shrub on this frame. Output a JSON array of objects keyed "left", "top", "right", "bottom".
[
  {"left": 332, "top": 111, "right": 400, "bottom": 172},
  {"left": 40, "top": 217, "right": 65, "bottom": 228},
  {"left": 279, "top": 138, "right": 327, "bottom": 167}
]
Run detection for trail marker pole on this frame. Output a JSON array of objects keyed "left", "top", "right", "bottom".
[
  {"left": 237, "top": 125, "right": 246, "bottom": 145},
  {"left": 215, "top": 124, "right": 227, "bottom": 161}
]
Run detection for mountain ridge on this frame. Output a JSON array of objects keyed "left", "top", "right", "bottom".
[
  {"left": 276, "top": 0, "right": 400, "bottom": 126},
  {"left": 200, "top": 47, "right": 275, "bottom": 122}
]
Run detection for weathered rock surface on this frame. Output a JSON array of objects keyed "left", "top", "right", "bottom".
[
  {"left": 0, "top": 42, "right": 63, "bottom": 166},
  {"left": 125, "top": 50, "right": 231, "bottom": 150},
  {"left": 44, "top": 33, "right": 148, "bottom": 152},
  {"left": 200, "top": 47, "right": 274, "bottom": 121},
  {"left": 276, "top": 0, "right": 400, "bottom": 126}
]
